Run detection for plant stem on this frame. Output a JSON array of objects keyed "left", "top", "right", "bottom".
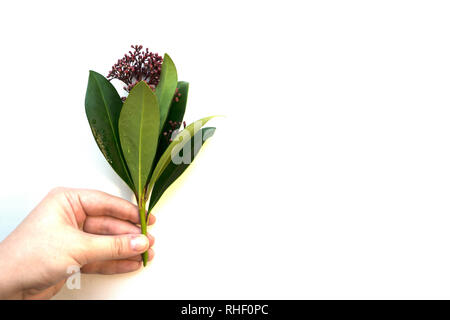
[{"left": 138, "top": 197, "right": 148, "bottom": 266}]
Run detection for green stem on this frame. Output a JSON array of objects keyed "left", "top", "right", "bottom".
[{"left": 138, "top": 196, "right": 148, "bottom": 266}]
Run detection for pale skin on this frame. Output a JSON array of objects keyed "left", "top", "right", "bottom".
[{"left": 0, "top": 187, "right": 156, "bottom": 299}]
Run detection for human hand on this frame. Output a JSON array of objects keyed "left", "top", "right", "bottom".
[{"left": 0, "top": 187, "right": 155, "bottom": 299}]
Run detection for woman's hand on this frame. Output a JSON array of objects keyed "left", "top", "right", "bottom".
[{"left": 0, "top": 187, "right": 155, "bottom": 299}]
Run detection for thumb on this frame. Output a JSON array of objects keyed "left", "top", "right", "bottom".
[{"left": 78, "top": 233, "right": 149, "bottom": 264}]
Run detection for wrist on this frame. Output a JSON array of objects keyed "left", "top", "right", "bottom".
[{"left": 0, "top": 241, "right": 23, "bottom": 299}]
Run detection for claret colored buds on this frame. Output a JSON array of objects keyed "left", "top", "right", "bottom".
[{"left": 108, "top": 45, "right": 163, "bottom": 92}]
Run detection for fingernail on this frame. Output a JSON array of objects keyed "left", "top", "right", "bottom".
[{"left": 130, "top": 235, "right": 149, "bottom": 251}]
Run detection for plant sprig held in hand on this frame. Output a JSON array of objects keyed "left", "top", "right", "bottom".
[{"left": 85, "top": 45, "right": 217, "bottom": 266}]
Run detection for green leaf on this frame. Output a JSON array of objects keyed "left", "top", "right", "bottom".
[
  {"left": 154, "top": 81, "right": 189, "bottom": 165},
  {"left": 155, "top": 54, "right": 178, "bottom": 131},
  {"left": 149, "top": 127, "right": 216, "bottom": 210},
  {"left": 167, "top": 81, "right": 188, "bottom": 127},
  {"left": 85, "top": 70, "right": 135, "bottom": 192},
  {"left": 119, "top": 81, "right": 160, "bottom": 196},
  {"left": 145, "top": 116, "right": 216, "bottom": 200}
]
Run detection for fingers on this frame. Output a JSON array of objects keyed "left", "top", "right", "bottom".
[
  {"left": 127, "top": 254, "right": 144, "bottom": 262},
  {"left": 82, "top": 260, "right": 140, "bottom": 275},
  {"left": 72, "top": 189, "right": 140, "bottom": 224},
  {"left": 81, "top": 249, "right": 154, "bottom": 275},
  {"left": 83, "top": 216, "right": 141, "bottom": 235},
  {"left": 79, "top": 233, "right": 153, "bottom": 264},
  {"left": 148, "top": 214, "right": 156, "bottom": 225},
  {"left": 58, "top": 188, "right": 158, "bottom": 265}
]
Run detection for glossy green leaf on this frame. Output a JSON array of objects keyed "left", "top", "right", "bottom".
[
  {"left": 85, "top": 70, "right": 135, "bottom": 192},
  {"left": 149, "top": 127, "right": 216, "bottom": 210},
  {"left": 155, "top": 54, "right": 178, "bottom": 131},
  {"left": 153, "top": 81, "right": 189, "bottom": 166},
  {"left": 167, "top": 81, "right": 188, "bottom": 126},
  {"left": 145, "top": 116, "right": 217, "bottom": 200},
  {"left": 119, "top": 81, "right": 160, "bottom": 196}
]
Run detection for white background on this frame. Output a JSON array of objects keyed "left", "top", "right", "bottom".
[{"left": 0, "top": 0, "right": 450, "bottom": 299}]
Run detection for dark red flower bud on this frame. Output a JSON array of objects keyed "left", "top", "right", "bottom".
[{"left": 107, "top": 45, "right": 163, "bottom": 92}]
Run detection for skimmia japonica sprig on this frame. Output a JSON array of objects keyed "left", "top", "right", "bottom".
[{"left": 85, "top": 45, "right": 218, "bottom": 266}]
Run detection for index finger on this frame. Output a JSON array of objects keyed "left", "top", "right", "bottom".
[{"left": 72, "top": 188, "right": 140, "bottom": 224}]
